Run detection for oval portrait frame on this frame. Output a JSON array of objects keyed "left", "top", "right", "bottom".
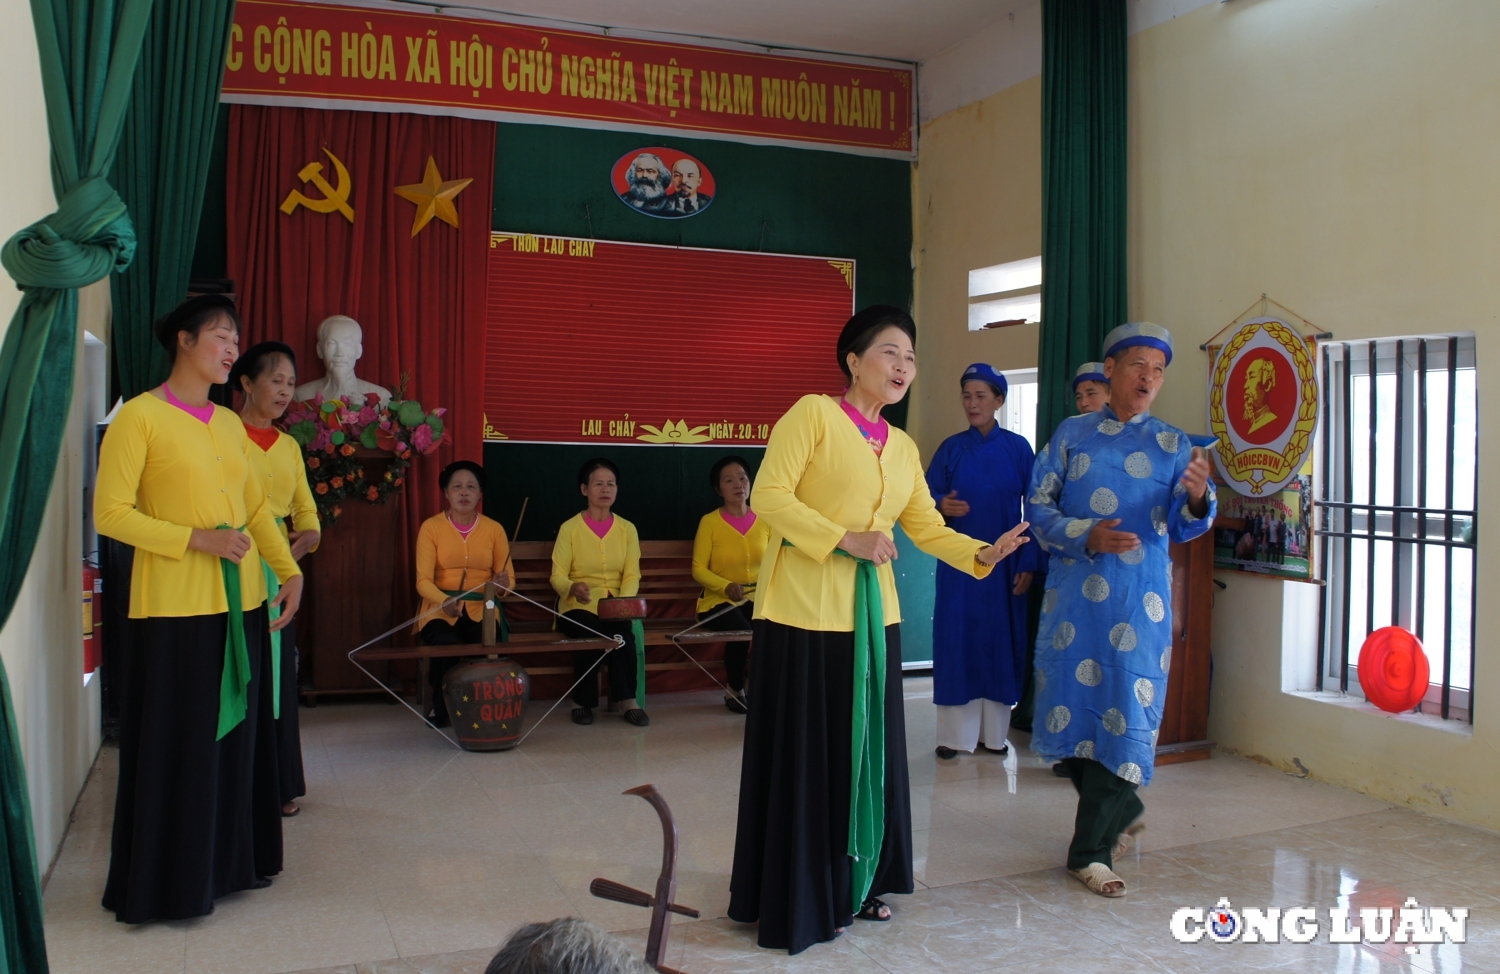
[
  {"left": 611, "top": 147, "right": 716, "bottom": 220},
  {"left": 1207, "top": 318, "right": 1319, "bottom": 496}
]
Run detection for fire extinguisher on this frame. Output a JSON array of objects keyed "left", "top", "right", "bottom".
[{"left": 83, "top": 560, "right": 101, "bottom": 675}]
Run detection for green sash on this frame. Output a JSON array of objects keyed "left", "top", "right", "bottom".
[
  {"left": 217, "top": 525, "right": 252, "bottom": 740},
  {"left": 261, "top": 558, "right": 281, "bottom": 720},
  {"left": 784, "top": 541, "right": 887, "bottom": 911},
  {"left": 842, "top": 549, "right": 887, "bottom": 913},
  {"left": 631, "top": 618, "right": 646, "bottom": 709},
  {"left": 439, "top": 588, "right": 510, "bottom": 642}
]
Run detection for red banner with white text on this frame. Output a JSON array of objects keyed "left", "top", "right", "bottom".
[{"left": 222, "top": 0, "right": 914, "bottom": 157}]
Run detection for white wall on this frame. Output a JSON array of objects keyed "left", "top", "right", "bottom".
[{"left": 0, "top": 5, "right": 104, "bottom": 872}]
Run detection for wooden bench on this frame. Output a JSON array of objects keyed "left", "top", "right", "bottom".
[
  {"left": 502, "top": 539, "right": 749, "bottom": 647},
  {"left": 351, "top": 540, "right": 749, "bottom": 706}
]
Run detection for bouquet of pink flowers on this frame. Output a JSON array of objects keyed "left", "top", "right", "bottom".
[{"left": 280, "top": 387, "right": 447, "bottom": 526}]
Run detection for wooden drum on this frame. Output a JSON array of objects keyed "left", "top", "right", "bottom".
[
  {"left": 442, "top": 658, "right": 531, "bottom": 751},
  {"left": 598, "top": 597, "right": 648, "bottom": 620}
]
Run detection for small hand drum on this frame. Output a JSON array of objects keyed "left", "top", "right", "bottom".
[{"left": 598, "top": 597, "right": 648, "bottom": 620}]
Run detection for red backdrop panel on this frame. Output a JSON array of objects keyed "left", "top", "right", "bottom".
[
  {"left": 226, "top": 105, "right": 495, "bottom": 632},
  {"left": 484, "top": 234, "right": 854, "bottom": 445}
]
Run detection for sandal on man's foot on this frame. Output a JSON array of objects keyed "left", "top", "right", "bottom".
[
  {"left": 725, "top": 691, "right": 748, "bottom": 714},
  {"left": 857, "top": 897, "right": 892, "bottom": 921},
  {"left": 1069, "top": 862, "right": 1126, "bottom": 897},
  {"left": 1112, "top": 819, "right": 1146, "bottom": 859},
  {"left": 935, "top": 746, "right": 958, "bottom": 760},
  {"left": 983, "top": 741, "right": 1010, "bottom": 756},
  {"left": 571, "top": 707, "right": 594, "bottom": 725},
  {"left": 624, "top": 708, "right": 650, "bottom": 727},
  {"left": 281, "top": 802, "right": 300, "bottom": 818}
]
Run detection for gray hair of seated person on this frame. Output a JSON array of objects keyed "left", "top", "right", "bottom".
[{"left": 485, "top": 918, "right": 651, "bottom": 974}]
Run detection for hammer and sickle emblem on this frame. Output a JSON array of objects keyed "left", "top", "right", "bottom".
[{"left": 279, "top": 148, "right": 355, "bottom": 223}]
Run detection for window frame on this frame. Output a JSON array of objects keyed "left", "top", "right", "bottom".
[{"left": 1315, "top": 334, "right": 1478, "bottom": 723}]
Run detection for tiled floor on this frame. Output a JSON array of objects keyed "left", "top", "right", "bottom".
[{"left": 43, "top": 679, "right": 1497, "bottom": 973}]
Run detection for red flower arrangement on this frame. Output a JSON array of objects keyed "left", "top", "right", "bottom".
[{"left": 281, "top": 377, "right": 448, "bottom": 526}]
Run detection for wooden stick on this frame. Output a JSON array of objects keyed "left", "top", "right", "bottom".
[
  {"left": 482, "top": 579, "right": 497, "bottom": 647},
  {"left": 512, "top": 497, "right": 529, "bottom": 542}
]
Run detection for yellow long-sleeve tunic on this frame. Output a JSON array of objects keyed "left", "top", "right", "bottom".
[
  {"left": 550, "top": 513, "right": 641, "bottom": 615},
  {"left": 415, "top": 513, "right": 515, "bottom": 629},
  {"left": 95, "top": 393, "right": 301, "bottom": 618},
  {"left": 244, "top": 428, "right": 320, "bottom": 540},
  {"left": 692, "top": 509, "right": 771, "bottom": 614},
  {"left": 751, "top": 394, "right": 991, "bottom": 631}
]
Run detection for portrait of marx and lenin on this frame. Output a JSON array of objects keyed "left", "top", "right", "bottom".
[{"left": 612, "top": 147, "right": 716, "bottom": 218}]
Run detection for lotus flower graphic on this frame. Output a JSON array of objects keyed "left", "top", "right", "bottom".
[{"left": 636, "top": 420, "right": 714, "bottom": 444}]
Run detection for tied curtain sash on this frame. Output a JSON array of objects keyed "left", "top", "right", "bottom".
[
  {"left": 783, "top": 540, "right": 887, "bottom": 913},
  {"left": 0, "top": 1, "right": 152, "bottom": 969}
]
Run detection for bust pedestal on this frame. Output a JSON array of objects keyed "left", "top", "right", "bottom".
[{"left": 298, "top": 451, "right": 410, "bottom": 701}]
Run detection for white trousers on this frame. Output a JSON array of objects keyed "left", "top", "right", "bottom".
[{"left": 935, "top": 698, "right": 1013, "bottom": 752}]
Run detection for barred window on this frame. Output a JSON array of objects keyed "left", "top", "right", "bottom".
[{"left": 1317, "top": 335, "right": 1477, "bottom": 722}]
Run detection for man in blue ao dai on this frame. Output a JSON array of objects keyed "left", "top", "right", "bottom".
[
  {"left": 1026, "top": 322, "right": 1216, "bottom": 898},
  {"left": 926, "top": 363, "right": 1039, "bottom": 758}
]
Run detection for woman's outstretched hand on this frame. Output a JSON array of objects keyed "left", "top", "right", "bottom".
[
  {"left": 976, "top": 522, "right": 1031, "bottom": 566},
  {"left": 838, "top": 531, "right": 898, "bottom": 566}
]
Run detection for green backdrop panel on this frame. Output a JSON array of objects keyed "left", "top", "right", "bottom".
[
  {"left": 891, "top": 522, "right": 937, "bottom": 667},
  {"left": 484, "top": 443, "right": 765, "bottom": 543}
]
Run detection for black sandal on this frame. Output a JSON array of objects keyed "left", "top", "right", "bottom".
[
  {"left": 935, "top": 746, "right": 958, "bottom": 760},
  {"left": 624, "top": 709, "right": 650, "bottom": 727},
  {"left": 571, "top": 707, "right": 594, "bottom": 725},
  {"left": 857, "top": 897, "right": 892, "bottom": 921}
]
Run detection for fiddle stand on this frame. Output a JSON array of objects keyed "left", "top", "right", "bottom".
[{"left": 589, "top": 784, "right": 699, "bottom": 974}]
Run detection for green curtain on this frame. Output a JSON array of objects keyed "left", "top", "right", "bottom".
[
  {"left": 1036, "top": 0, "right": 1127, "bottom": 443},
  {"left": 0, "top": 1, "right": 151, "bottom": 968},
  {"left": 111, "top": 0, "right": 237, "bottom": 400}
]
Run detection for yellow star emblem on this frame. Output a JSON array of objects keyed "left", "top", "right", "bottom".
[{"left": 394, "top": 157, "right": 473, "bottom": 237}]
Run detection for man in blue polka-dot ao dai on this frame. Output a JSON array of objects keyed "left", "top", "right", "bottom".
[{"left": 1025, "top": 323, "right": 1215, "bottom": 894}]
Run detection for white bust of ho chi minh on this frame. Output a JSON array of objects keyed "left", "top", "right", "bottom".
[{"left": 294, "top": 315, "right": 393, "bottom": 406}]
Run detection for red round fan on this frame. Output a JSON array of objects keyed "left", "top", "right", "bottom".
[{"left": 1357, "top": 626, "right": 1430, "bottom": 713}]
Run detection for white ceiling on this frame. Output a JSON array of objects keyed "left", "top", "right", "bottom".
[{"left": 410, "top": 0, "right": 1015, "bottom": 63}]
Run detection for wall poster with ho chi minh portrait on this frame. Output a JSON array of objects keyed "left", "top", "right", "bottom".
[
  {"left": 1204, "top": 297, "right": 1326, "bottom": 581},
  {"left": 482, "top": 232, "right": 855, "bottom": 446}
]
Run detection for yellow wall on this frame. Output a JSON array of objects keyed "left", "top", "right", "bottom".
[
  {"left": 1132, "top": 0, "right": 1500, "bottom": 829},
  {"left": 909, "top": 75, "right": 1042, "bottom": 455},
  {"left": 915, "top": 0, "right": 1500, "bottom": 828},
  {"left": 0, "top": 5, "right": 104, "bottom": 870}
]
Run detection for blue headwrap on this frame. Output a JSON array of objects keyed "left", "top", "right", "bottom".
[
  {"left": 960, "top": 362, "right": 1007, "bottom": 398},
  {"left": 1072, "top": 362, "right": 1108, "bottom": 390},
  {"left": 1103, "top": 321, "right": 1175, "bottom": 366}
]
